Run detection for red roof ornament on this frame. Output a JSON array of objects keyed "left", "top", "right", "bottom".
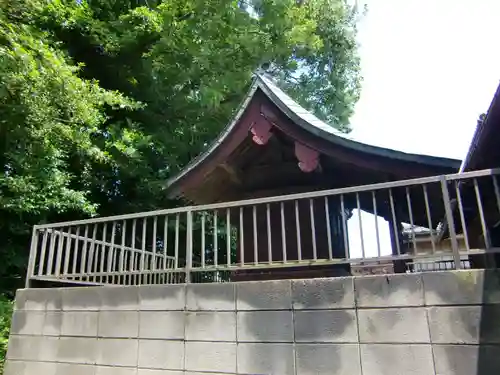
[
  {"left": 295, "top": 141, "right": 319, "bottom": 172},
  {"left": 250, "top": 119, "right": 273, "bottom": 145}
]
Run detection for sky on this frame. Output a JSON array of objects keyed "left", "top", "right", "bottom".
[{"left": 346, "top": 0, "right": 500, "bottom": 258}]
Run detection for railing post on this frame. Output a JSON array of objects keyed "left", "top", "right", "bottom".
[
  {"left": 186, "top": 210, "right": 193, "bottom": 283},
  {"left": 440, "top": 176, "right": 462, "bottom": 270},
  {"left": 25, "top": 226, "right": 40, "bottom": 288}
]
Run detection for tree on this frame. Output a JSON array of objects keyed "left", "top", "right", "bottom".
[{"left": 0, "top": 0, "right": 361, "bottom": 293}]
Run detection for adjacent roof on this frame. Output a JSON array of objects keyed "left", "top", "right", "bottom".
[
  {"left": 167, "top": 74, "right": 461, "bottom": 199},
  {"left": 459, "top": 81, "right": 500, "bottom": 172}
]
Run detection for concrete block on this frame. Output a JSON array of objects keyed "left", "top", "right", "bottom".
[
  {"left": 14, "top": 289, "right": 47, "bottom": 311},
  {"left": 55, "top": 363, "right": 95, "bottom": 375},
  {"left": 61, "top": 311, "right": 99, "bottom": 337},
  {"left": 293, "top": 277, "right": 355, "bottom": 310},
  {"left": 58, "top": 337, "right": 98, "bottom": 364},
  {"left": 187, "top": 283, "right": 235, "bottom": 311},
  {"left": 10, "top": 310, "right": 45, "bottom": 335},
  {"left": 6, "top": 335, "right": 37, "bottom": 360},
  {"left": 186, "top": 311, "right": 236, "bottom": 342},
  {"left": 97, "top": 338, "right": 138, "bottom": 367},
  {"left": 185, "top": 342, "right": 236, "bottom": 373},
  {"left": 358, "top": 308, "right": 430, "bottom": 343},
  {"left": 138, "top": 371, "right": 183, "bottom": 375},
  {"left": 237, "top": 280, "right": 291, "bottom": 310},
  {"left": 25, "top": 361, "right": 57, "bottom": 375},
  {"left": 96, "top": 366, "right": 137, "bottom": 375},
  {"left": 139, "top": 311, "right": 185, "bottom": 339},
  {"left": 296, "top": 344, "right": 361, "bottom": 375},
  {"left": 98, "top": 311, "right": 139, "bottom": 338},
  {"left": 138, "top": 339, "right": 184, "bottom": 370},
  {"left": 45, "top": 289, "right": 63, "bottom": 311},
  {"left": 428, "top": 306, "right": 500, "bottom": 344},
  {"left": 139, "top": 284, "right": 185, "bottom": 311},
  {"left": 43, "top": 311, "right": 62, "bottom": 336},
  {"left": 355, "top": 273, "right": 424, "bottom": 308},
  {"left": 237, "top": 343, "right": 294, "bottom": 374},
  {"left": 62, "top": 287, "right": 101, "bottom": 311},
  {"left": 424, "top": 269, "right": 500, "bottom": 306},
  {"left": 433, "top": 344, "right": 500, "bottom": 375},
  {"left": 6, "top": 336, "right": 35, "bottom": 361},
  {"left": 39, "top": 336, "right": 60, "bottom": 362},
  {"left": 3, "top": 360, "right": 26, "bottom": 375},
  {"left": 238, "top": 311, "right": 293, "bottom": 342},
  {"left": 294, "top": 310, "right": 358, "bottom": 343},
  {"left": 360, "top": 344, "right": 434, "bottom": 375},
  {"left": 100, "top": 286, "right": 139, "bottom": 310}
]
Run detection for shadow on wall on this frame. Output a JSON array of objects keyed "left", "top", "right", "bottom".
[
  {"left": 236, "top": 278, "right": 355, "bottom": 375},
  {"left": 424, "top": 269, "right": 500, "bottom": 375}
]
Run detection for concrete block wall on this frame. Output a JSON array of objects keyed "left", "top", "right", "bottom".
[{"left": 5, "top": 269, "right": 500, "bottom": 374}]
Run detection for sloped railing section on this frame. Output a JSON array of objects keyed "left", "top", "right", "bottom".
[{"left": 25, "top": 169, "right": 500, "bottom": 286}]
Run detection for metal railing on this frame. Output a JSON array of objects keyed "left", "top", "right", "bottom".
[{"left": 25, "top": 168, "right": 500, "bottom": 287}]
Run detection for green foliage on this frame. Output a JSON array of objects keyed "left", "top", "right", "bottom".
[
  {"left": 0, "top": 0, "right": 361, "bottom": 293},
  {"left": 0, "top": 297, "right": 13, "bottom": 372}
]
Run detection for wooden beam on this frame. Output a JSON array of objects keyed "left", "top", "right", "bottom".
[{"left": 218, "top": 163, "right": 243, "bottom": 185}]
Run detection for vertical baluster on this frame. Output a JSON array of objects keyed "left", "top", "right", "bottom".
[
  {"left": 174, "top": 214, "right": 180, "bottom": 269},
  {"left": 295, "top": 200, "right": 302, "bottom": 261},
  {"left": 80, "top": 225, "right": 89, "bottom": 277},
  {"left": 226, "top": 208, "right": 231, "bottom": 267},
  {"left": 493, "top": 174, "right": 500, "bottom": 214},
  {"left": 55, "top": 228, "right": 65, "bottom": 278},
  {"left": 474, "top": 178, "right": 491, "bottom": 249},
  {"left": 47, "top": 229, "right": 56, "bottom": 275},
  {"left": 389, "top": 189, "right": 401, "bottom": 256},
  {"left": 309, "top": 199, "right": 317, "bottom": 260},
  {"left": 253, "top": 206, "right": 258, "bottom": 265},
  {"left": 356, "top": 193, "right": 365, "bottom": 259},
  {"left": 240, "top": 207, "right": 245, "bottom": 266},
  {"left": 213, "top": 211, "right": 218, "bottom": 267},
  {"left": 440, "top": 177, "right": 461, "bottom": 269},
  {"left": 186, "top": 211, "right": 193, "bottom": 283},
  {"left": 92, "top": 244, "right": 100, "bottom": 284},
  {"left": 372, "top": 192, "right": 381, "bottom": 258},
  {"left": 38, "top": 229, "right": 48, "bottom": 276},
  {"left": 152, "top": 216, "right": 157, "bottom": 284},
  {"left": 266, "top": 203, "right": 272, "bottom": 263},
  {"left": 63, "top": 227, "right": 72, "bottom": 277},
  {"left": 100, "top": 224, "right": 108, "bottom": 283},
  {"left": 141, "top": 218, "right": 147, "bottom": 285},
  {"left": 131, "top": 219, "right": 137, "bottom": 285},
  {"left": 324, "top": 197, "right": 333, "bottom": 260},
  {"left": 108, "top": 222, "right": 116, "bottom": 284},
  {"left": 120, "top": 220, "right": 126, "bottom": 285},
  {"left": 201, "top": 213, "right": 206, "bottom": 268},
  {"left": 340, "top": 195, "right": 349, "bottom": 258},
  {"left": 280, "top": 202, "right": 287, "bottom": 263},
  {"left": 164, "top": 215, "right": 169, "bottom": 274},
  {"left": 72, "top": 227, "right": 80, "bottom": 276},
  {"left": 455, "top": 182, "right": 470, "bottom": 251},
  {"left": 406, "top": 187, "right": 417, "bottom": 254},
  {"left": 422, "top": 185, "right": 437, "bottom": 254},
  {"left": 88, "top": 225, "right": 98, "bottom": 282}
]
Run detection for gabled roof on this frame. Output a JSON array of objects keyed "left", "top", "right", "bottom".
[
  {"left": 256, "top": 74, "right": 460, "bottom": 168},
  {"left": 167, "top": 74, "right": 461, "bottom": 198}
]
